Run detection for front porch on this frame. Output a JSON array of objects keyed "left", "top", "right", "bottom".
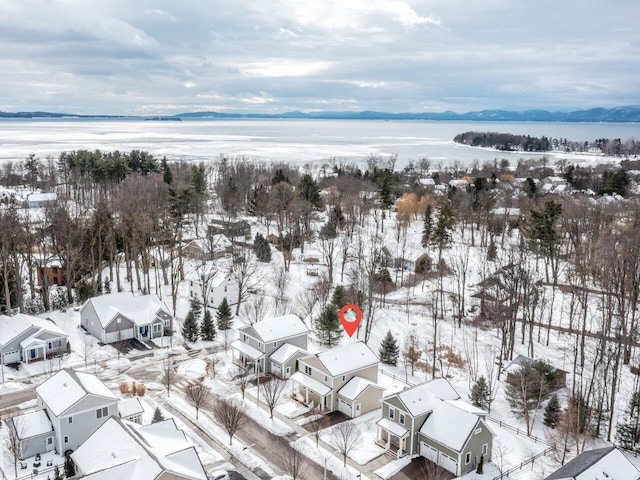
[
  {"left": 376, "top": 418, "right": 410, "bottom": 458},
  {"left": 290, "top": 371, "right": 332, "bottom": 413},
  {"left": 230, "top": 340, "right": 264, "bottom": 373}
]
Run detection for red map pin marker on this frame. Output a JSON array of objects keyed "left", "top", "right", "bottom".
[{"left": 339, "top": 304, "right": 362, "bottom": 338}]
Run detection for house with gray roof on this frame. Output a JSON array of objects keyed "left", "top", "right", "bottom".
[
  {"left": 545, "top": 446, "right": 640, "bottom": 480},
  {"left": 377, "top": 378, "right": 493, "bottom": 476},
  {"left": 80, "top": 292, "right": 173, "bottom": 344},
  {"left": 0, "top": 314, "right": 68, "bottom": 366}
]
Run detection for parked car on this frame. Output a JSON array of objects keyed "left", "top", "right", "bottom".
[{"left": 208, "top": 470, "right": 230, "bottom": 480}]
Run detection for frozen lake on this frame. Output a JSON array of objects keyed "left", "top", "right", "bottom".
[{"left": 0, "top": 118, "right": 638, "bottom": 168}]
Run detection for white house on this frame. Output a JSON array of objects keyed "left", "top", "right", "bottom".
[
  {"left": 545, "top": 446, "right": 639, "bottom": 480},
  {"left": 187, "top": 264, "right": 238, "bottom": 308}
]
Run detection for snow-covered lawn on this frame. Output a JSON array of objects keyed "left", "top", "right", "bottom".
[
  {"left": 291, "top": 436, "right": 372, "bottom": 480},
  {"left": 374, "top": 457, "right": 411, "bottom": 479},
  {"left": 178, "top": 358, "right": 208, "bottom": 380},
  {"left": 319, "top": 410, "right": 385, "bottom": 465}
]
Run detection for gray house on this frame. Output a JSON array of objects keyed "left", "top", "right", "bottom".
[
  {"left": 377, "top": 378, "right": 493, "bottom": 477},
  {"left": 0, "top": 314, "right": 68, "bottom": 366},
  {"left": 231, "top": 314, "right": 308, "bottom": 374},
  {"left": 12, "top": 368, "right": 120, "bottom": 457},
  {"left": 80, "top": 292, "right": 173, "bottom": 344},
  {"left": 545, "top": 446, "right": 640, "bottom": 480},
  {"left": 291, "top": 342, "right": 383, "bottom": 417}
]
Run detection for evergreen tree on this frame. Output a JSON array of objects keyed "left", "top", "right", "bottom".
[
  {"left": 298, "top": 173, "right": 322, "bottom": 209},
  {"left": 162, "top": 157, "right": 173, "bottom": 185},
  {"left": 64, "top": 453, "right": 76, "bottom": 478},
  {"left": 200, "top": 309, "right": 216, "bottom": 341},
  {"left": 216, "top": 297, "right": 233, "bottom": 330},
  {"left": 152, "top": 407, "right": 165, "bottom": 424},
  {"left": 53, "top": 465, "right": 63, "bottom": 480},
  {"left": 544, "top": 393, "right": 560, "bottom": 428},
  {"left": 313, "top": 304, "right": 342, "bottom": 346},
  {"left": 190, "top": 298, "right": 203, "bottom": 321},
  {"left": 616, "top": 392, "right": 640, "bottom": 450},
  {"left": 431, "top": 202, "right": 458, "bottom": 261},
  {"left": 331, "top": 285, "right": 347, "bottom": 309},
  {"left": 421, "top": 204, "right": 433, "bottom": 248},
  {"left": 181, "top": 307, "right": 199, "bottom": 343},
  {"left": 470, "top": 376, "right": 490, "bottom": 410},
  {"left": 379, "top": 330, "right": 399, "bottom": 366},
  {"left": 253, "top": 233, "right": 272, "bottom": 262}
]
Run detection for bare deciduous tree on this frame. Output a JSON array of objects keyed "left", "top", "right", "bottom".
[
  {"left": 235, "top": 366, "right": 251, "bottom": 399},
  {"left": 212, "top": 398, "right": 246, "bottom": 445},
  {"left": 185, "top": 381, "right": 211, "bottom": 420},
  {"left": 4, "top": 416, "right": 26, "bottom": 477},
  {"left": 260, "top": 377, "right": 286, "bottom": 419},
  {"left": 161, "top": 357, "right": 177, "bottom": 397},
  {"left": 329, "top": 421, "right": 362, "bottom": 468},
  {"left": 231, "top": 253, "right": 263, "bottom": 315},
  {"left": 279, "top": 442, "right": 308, "bottom": 480},
  {"left": 241, "top": 295, "right": 268, "bottom": 325}
]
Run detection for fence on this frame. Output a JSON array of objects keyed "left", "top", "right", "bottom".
[
  {"left": 379, "top": 368, "right": 416, "bottom": 387},
  {"left": 486, "top": 417, "right": 552, "bottom": 447},
  {"left": 491, "top": 446, "right": 555, "bottom": 480}
]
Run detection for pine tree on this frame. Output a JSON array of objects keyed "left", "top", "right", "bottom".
[
  {"left": 162, "top": 157, "right": 173, "bottom": 185},
  {"left": 216, "top": 297, "right": 233, "bottom": 330},
  {"left": 64, "top": 453, "right": 76, "bottom": 478},
  {"left": 544, "top": 393, "right": 560, "bottom": 428},
  {"left": 379, "top": 330, "right": 399, "bottom": 366},
  {"left": 253, "top": 233, "right": 271, "bottom": 262},
  {"left": 298, "top": 173, "right": 323, "bottom": 209},
  {"left": 181, "top": 307, "right": 199, "bottom": 343},
  {"left": 421, "top": 204, "right": 433, "bottom": 248},
  {"left": 470, "top": 376, "right": 490, "bottom": 410},
  {"left": 53, "top": 465, "right": 63, "bottom": 480},
  {"left": 431, "top": 202, "right": 458, "bottom": 261},
  {"left": 616, "top": 392, "right": 640, "bottom": 450},
  {"left": 200, "top": 309, "right": 216, "bottom": 341},
  {"left": 313, "top": 304, "right": 343, "bottom": 346},
  {"left": 152, "top": 407, "right": 165, "bottom": 424},
  {"left": 190, "top": 298, "right": 202, "bottom": 321},
  {"left": 331, "top": 285, "right": 347, "bottom": 309}
]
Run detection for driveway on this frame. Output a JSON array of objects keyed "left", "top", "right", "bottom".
[{"left": 391, "top": 457, "right": 455, "bottom": 480}]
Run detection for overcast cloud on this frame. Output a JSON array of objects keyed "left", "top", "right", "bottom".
[{"left": 0, "top": 0, "right": 638, "bottom": 115}]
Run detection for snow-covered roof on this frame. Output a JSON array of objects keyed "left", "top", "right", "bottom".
[
  {"left": 290, "top": 371, "right": 332, "bottom": 396},
  {"left": 270, "top": 343, "right": 307, "bottom": 364},
  {"left": 186, "top": 235, "right": 232, "bottom": 253},
  {"left": 231, "top": 339, "right": 264, "bottom": 360},
  {"left": 314, "top": 342, "right": 379, "bottom": 377},
  {"left": 393, "top": 378, "right": 460, "bottom": 417},
  {"left": 419, "top": 401, "right": 484, "bottom": 452},
  {"left": 446, "top": 399, "right": 487, "bottom": 416},
  {"left": 84, "top": 292, "right": 170, "bottom": 328},
  {"left": 185, "top": 261, "right": 233, "bottom": 288},
  {"left": 72, "top": 417, "right": 206, "bottom": 480},
  {"left": 546, "top": 446, "right": 639, "bottom": 480},
  {"left": 25, "top": 192, "right": 57, "bottom": 202},
  {"left": 338, "top": 376, "right": 382, "bottom": 401},
  {"left": 13, "top": 410, "right": 53, "bottom": 439},
  {"left": 248, "top": 314, "right": 308, "bottom": 343},
  {"left": 418, "top": 178, "right": 435, "bottom": 186},
  {"left": 36, "top": 368, "right": 117, "bottom": 416},
  {"left": 118, "top": 397, "right": 144, "bottom": 418},
  {"left": 0, "top": 314, "right": 67, "bottom": 347},
  {"left": 377, "top": 417, "right": 409, "bottom": 438}
]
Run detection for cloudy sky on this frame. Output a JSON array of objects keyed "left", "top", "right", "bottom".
[{"left": 1, "top": 0, "right": 639, "bottom": 115}]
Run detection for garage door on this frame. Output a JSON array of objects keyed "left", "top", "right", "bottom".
[
  {"left": 3, "top": 350, "right": 21, "bottom": 363},
  {"left": 338, "top": 399, "right": 352, "bottom": 417},
  {"left": 270, "top": 362, "right": 282, "bottom": 378},
  {"left": 105, "top": 328, "right": 134, "bottom": 343},
  {"left": 420, "top": 442, "right": 438, "bottom": 463},
  {"left": 438, "top": 452, "right": 458, "bottom": 475}
]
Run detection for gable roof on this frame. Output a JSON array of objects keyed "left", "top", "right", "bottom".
[
  {"left": 245, "top": 314, "right": 308, "bottom": 343},
  {"left": 419, "top": 401, "right": 487, "bottom": 452},
  {"left": 36, "top": 368, "right": 117, "bottom": 416},
  {"left": 84, "top": 292, "right": 170, "bottom": 328},
  {"left": 13, "top": 410, "right": 53, "bottom": 439},
  {"left": 392, "top": 378, "right": 460, "bottom": 417},
  {"left": 0, "top": 314, "right": 66, "bottom": 347},
  {"left": 545, "top": 447, "right": 640, "bottom": 480},
  {"left": 72, "top": 417, "right": 206, "bottom": 480},
  {"left": 338, "top": 376, "right": 383, "bottom": 401},
  {"left": 312, "top": 342, "right": 379, "bottom": 377},
  {"left": 270, "top": 343, "right": 307, "bottom": 364}
]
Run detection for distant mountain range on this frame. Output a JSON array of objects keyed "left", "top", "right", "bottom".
[{"left": 2, "top": 106, "right": 640, "bottom": 122}]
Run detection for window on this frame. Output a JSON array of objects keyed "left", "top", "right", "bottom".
[
  {"left": 224, "top": 286, "right": 227, "bottom": 292},
  {"left": 273, "top": 342, "right": 277, "bottom": 348},
  {"left": 52, "top": 267, "right": 58, "bottom": 274},
  {"left": 163, "top": 319, "right": 170, "bottom": 327},
  {"left": 399, "top": 413, "right": 405, "bottom": 425},
  {"left": 324, "top": 375, "right": 328, "bottom": 382},
  {"left": 68, "top": 416, "right": 73, "bottom": 424},
  {"left": 47, "top": 437, "right": 53, "bottom": 445},
  {"left": 482, "top": 444, "right": 488, "bottom": 455},
  {"left": 64, "top": 436, "right": 69, "bottom": 444},
  {"left": 465, "top": 453, "right": 471, "bottom": 465},
  {"left": 153, "top": 323, "right": 161, "bottom": 334},
  {"left": 243, "top": 334, "right": 247, "bottom": 342},
  {"left": 342, "top": 375, "right": 346, "bottom": 381},
  {"left": 258, "top": 342, "right": 262, "bottom": 348},
  {"left": 117, "top": 318, "right": 121, "bottom": 323},
  {"left": 304, "top": 365, "right": 312, "bottom": 376},
  {"left": 389, "top": 407, "right": 395, "bottom": 420},
  {"left": 475, "top": 427, "right": 482, "bottom": 435},
  {"left": 96, "top": 407, "right": 108, "bottom": 419}
]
